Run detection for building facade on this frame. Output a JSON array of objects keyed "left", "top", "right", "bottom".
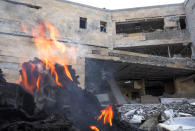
[{"left": 0, "top": 0, "right": 195, "bottom": 104}]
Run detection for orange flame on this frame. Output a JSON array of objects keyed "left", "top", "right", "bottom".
[
  {"left": 41, "top": 59, "right": 62, "bottom": 87},
  {"left": 20, "top": 21, "right": 77, "bottom": 93},
  {"left": 64, "top": 65, "right": 73, "bottom": 81},
  {"left": 36, "top": 75, "right": 41, "bottom": 92},
  {"left": 90, "top": 126, "right": 100, "bottom": 131},
  {"left": 32, "top": 21, "right": 75, "bottom": 83},
  {"left": 21, "top": 63, "right": 34, "bottom": 93},
  {"left": 21, "top": 62, "right": 39, "bottom": 93},
  {"left": 97, "top": 105, "right": 113, "bottom": 126}
]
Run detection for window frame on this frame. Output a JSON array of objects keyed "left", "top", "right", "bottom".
[
  {"left": 80, "top": 17, "right": 87, "bottom": 29},
  {"left": 100, "top": 21, "right": 107, "bottom": 33}
]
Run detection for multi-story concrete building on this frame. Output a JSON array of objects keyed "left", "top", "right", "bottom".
[{"left": 0, "top": 0, "right": 195, "bottom": 104}]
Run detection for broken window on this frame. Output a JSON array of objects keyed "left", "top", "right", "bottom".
[
  {"left": 116, "top": 18, "right": 164, "bottom": 34},
  {"left": 80, "top": 17, "right": 87, "bottom": 29},
  {"left": 179, "top": 16, "right": 186, "bottom": 29},
  {"left": 115, "top": 43, "right": 192, "bottom": 58},
  {"left": 100, "top": 21, "right": 107, "bottom": 32}
]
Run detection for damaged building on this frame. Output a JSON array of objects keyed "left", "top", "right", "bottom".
[
  {"left": 0, "top": 0, "right": 195, "bottom": 130},
  {"left": 1, "top": 0, "right": 195, "bottom": 105}
]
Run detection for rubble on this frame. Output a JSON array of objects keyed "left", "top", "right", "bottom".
[
  {"left": 190, "top": 102, "right": 195, "bottom": 106},
  {"left": 117, "top": 101, "right": 195, "bottom": 130},
  {"left": 130, "top": 115, "right": 144, "bottom": 124},
  {"left": 139, "top": 115, "right": 159, "bottom": 131},
  {"left": 118, "top": 104, "right": 162, "bottom": 121},
  {"left": 178, "top": 112, "right": 192, "bottom": 117},
  {"left": 124, "top": 109, "right": 136, "bottom": 117},
  {"left": 158, "top": 117, "right": 195, "bottom": 131},
  {"left": 163, "top": 109, "right": 174, "bottom": 121},
  {"left": 160, "top": 98, "right": 186, "bottom": 104}
]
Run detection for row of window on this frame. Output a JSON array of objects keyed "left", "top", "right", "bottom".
[
  {"left": 79, "top": 17, "right": 107, "bottom": 32},
  {"left": 116, "top": 16, "right": 186, "bottom": 34},
  {"left": 79, "top": 16, "right": 186, "bottom": 34}
]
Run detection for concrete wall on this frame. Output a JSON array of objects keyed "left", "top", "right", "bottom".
[
  {"left": 0, "top": 0, "right": 113, "bottom": 48},
  {"left": 114, "top": 30, "right": 189, "bottom": 48},
  {"left": 175, "top": 76, "right": 195, "bottom": 95},
  {"left": 111, "top": 4, "right": 185, "bottom": 21},
  {"left": 0, "top": 0, "right": 188, "bottom": 48},
  {"left": 111, "top": 4, "right": 189, "bottom": 47},
  {"left": 185, "top": 0, "right": 195, "bottom": 59}
]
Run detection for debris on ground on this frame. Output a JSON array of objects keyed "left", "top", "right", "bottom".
[
  {"left": 117, "top": 100, "right": 195, "bottom": 131},
  {"left": 158, "top": 117, "right": 195, "bottom": 131}
]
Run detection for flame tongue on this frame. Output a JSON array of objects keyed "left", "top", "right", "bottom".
[
  {"left": 20, "top": 21, "right": 76, "bottom": 93},
  {"left": 21, "top": 62, "right": 40, "bottom": 93},
  {"left": 90, "top": 126, "right": 100, "bottom": 131},
  {"left": 41, "top": 59, "right": 62, "bottom": 87},
  {"left": 21, "top": 63, "right": 34, "bottom": 93},
  {"left": 89, "top": 105, "right": 113, "bottom": 131},
  {"left": 36, "top": 75, "right": 41, "bottom": 92},
  {"left": 97, "top": 105, "right": 113, "bottom": 126},
  {"left": 64, "top": 65, "right": 73, "bottom": 81},
  {"left": 32, "top": 21, "right": 75, "bottom": 83},
  {"left": 32, "top": 21, "right": 71, "bottom": 66}
]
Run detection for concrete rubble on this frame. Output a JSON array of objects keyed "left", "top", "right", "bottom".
[
  {"left": 117, "top": 100, "right": 195, "bottom": 131},
  {"left": 158, "top": 117, "right": 195, "bottom": 131}
]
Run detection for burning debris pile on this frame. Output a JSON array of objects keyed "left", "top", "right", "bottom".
[
  {"left": 0, "top": 59, "right": 101, "bottom": 130},
  {"left": 117, "top": 101, "right": 195, "bottom": 130},
  {"left": 21, "top": 58, "right": 102, "bottom": 129}
]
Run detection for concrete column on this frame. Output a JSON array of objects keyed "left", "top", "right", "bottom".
[
  {"left": 111, "top": 20, "right": 116, "bottom": 49},
  {"left": 184, "top": 0, "right": 195, "bottom": 59}
]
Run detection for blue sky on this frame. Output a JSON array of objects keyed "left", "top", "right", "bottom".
[{"left": 69, "top": 0, "right": 185, "bottom": 9}]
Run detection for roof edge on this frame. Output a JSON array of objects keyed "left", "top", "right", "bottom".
[
  {"left": 56, "top": 0, "right": 110, "bottom": 12},
  {"left": 56, "top": 0, "right": 184, "bottom": 12},
  {"left": 111, "top": 3, "right": 184, "bottom": 12}
]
